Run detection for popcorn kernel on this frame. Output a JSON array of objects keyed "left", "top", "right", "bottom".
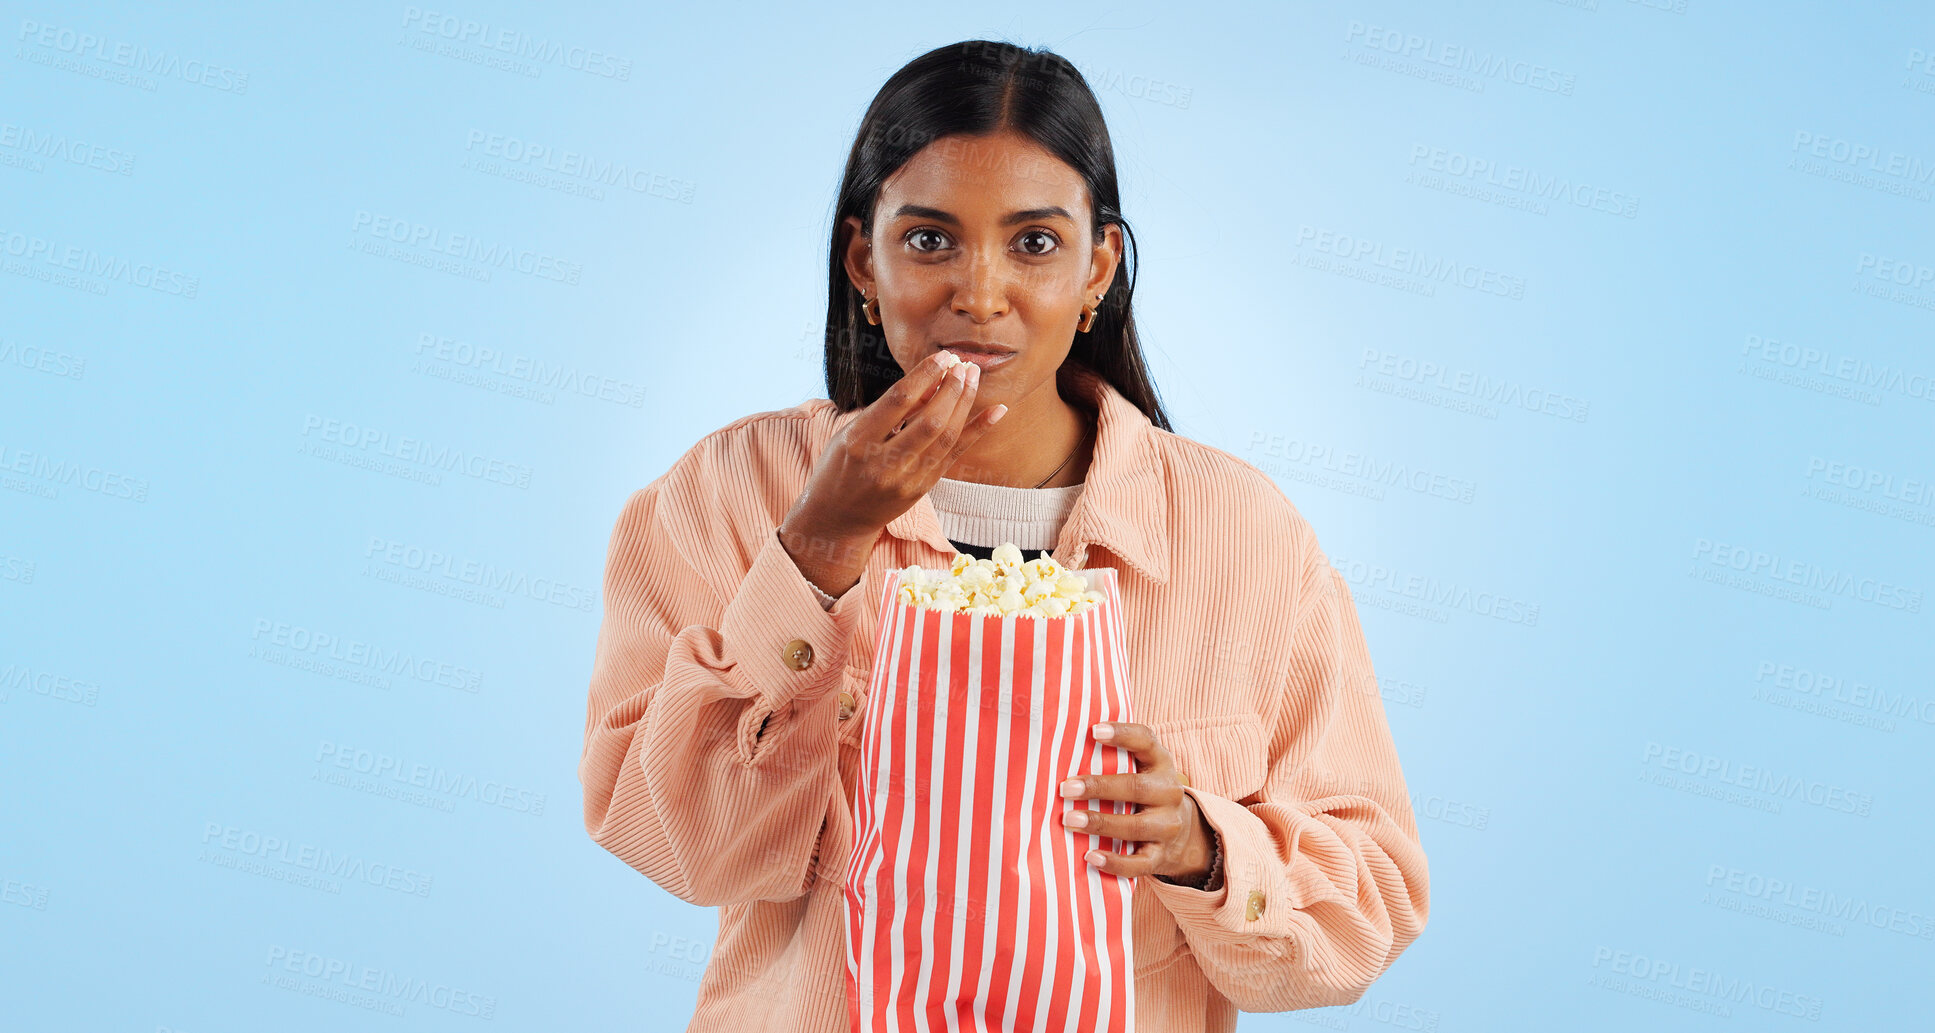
[{"left": 897, "top": 544, "right": 1102, "bottom": 618}]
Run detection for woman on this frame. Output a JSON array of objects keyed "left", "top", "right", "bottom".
[{"left": 579, "top": 40, "right": 1429, "bottom": 1032}]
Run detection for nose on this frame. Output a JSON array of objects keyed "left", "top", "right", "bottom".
[{"left": 951, "top": 247, "right": 1010, "bottom": 322}]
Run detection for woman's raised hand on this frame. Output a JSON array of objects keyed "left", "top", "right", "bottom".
[{"left": 778, "top": 351, "right": 1007, "bottom": 596}]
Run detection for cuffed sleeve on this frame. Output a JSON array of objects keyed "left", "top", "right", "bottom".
[
  {"left": 720, "top": 528, "right": 861, "bottom": 732},
  {"left": 578, "top": 480, "right": 866, "bottom": 909},
  {"left": 1144, "top": 556, "right": 1431, "bottom": 1011}
]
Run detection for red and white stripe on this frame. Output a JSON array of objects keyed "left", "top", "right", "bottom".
[{"left": 845, "top": 567, "right": 1137, "bottom": 1033}]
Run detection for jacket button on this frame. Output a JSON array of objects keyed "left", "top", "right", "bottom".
[
  {"left": 782, "top": 639, "right": 814, "bottom": 670},
  {"left": 1245, "top": 889, "right": 1267, "bottom": 921},
  {"left": 837, "top": 690, "right": 857, "bottom": 721}
]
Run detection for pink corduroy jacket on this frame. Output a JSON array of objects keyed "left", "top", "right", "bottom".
[{"left": 579, "top": 365, "right": 1430, "bottom": 1032}]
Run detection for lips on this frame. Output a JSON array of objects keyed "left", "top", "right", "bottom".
[{"left": 939, "top": 343, "right": 1017, "bottom": 372}]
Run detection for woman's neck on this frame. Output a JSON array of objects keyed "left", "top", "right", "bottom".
[{"left": 946, "top": 379, "right": 1094, "bottom": 488}]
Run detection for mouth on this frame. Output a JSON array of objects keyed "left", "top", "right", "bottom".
[{"left": 939, "top": 342, "right": 1018, "bottom": 371}]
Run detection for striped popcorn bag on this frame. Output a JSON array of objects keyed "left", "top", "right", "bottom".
[{"left": 843, "top": 563, "right": 1137, "bottom": 1033}]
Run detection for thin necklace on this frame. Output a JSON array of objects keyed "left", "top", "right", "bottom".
[{"left": 1032, "top": 420, "right": 1092, "bottom": 488}]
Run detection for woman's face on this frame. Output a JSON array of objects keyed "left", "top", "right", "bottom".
[{"left": 843, "top": 129, "right": 1123, "bottom": 413}]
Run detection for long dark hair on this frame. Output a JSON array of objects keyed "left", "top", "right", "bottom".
[{"left": 822, "top": 39, "right": 1171, "bottom": 433}]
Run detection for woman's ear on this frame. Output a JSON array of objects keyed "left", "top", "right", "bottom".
[
  {"left": 841, "top": 215, "right": 875, "bottom": 298},
  {"left": 1085, "top": 222, "right": 1124, "bottom": 301}
]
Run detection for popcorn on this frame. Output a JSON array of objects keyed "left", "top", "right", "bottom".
[
  {"left": 852, "top": 553, "right": 1134, "bottom": 1027},
  {"left": 896, "top": 543, "right": 1106, "bottom": 619}
]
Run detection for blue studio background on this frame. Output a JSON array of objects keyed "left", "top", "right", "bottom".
[{"left": 5, "top": 1, "right": 1932, "bottom": 1030}]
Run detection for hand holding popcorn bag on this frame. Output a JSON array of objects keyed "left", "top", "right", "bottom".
[{"left": 844, "top": 545, "right": 1137, "bottom": 1033}]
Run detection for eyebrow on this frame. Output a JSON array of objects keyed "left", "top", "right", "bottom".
[{"left": 889, "top": 204, "right": 1075, "bottom": 226}]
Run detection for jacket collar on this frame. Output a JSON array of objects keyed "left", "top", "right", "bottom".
[{"left": 828, "top": 363, "right": 1170, "bottom": 585}]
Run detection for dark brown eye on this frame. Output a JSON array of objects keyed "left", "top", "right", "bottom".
[
  {"left": 907, "top": 229, "right": 949, "bottom": 252},
  {"left": 1017, "top": 230, "right": 1060, "bottom": 255}
]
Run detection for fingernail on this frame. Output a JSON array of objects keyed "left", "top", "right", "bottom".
[
  {"left": 1060, "top": 779, "right": 1083, "bottom": 797},
  {"left": 1092, "top": 723, "right": 1113, "bottom": 740},
  {"left": 965, "top": 362, "right": 980, "bottom": 385},
  {"left": 1085, "top": 850, "right": 1103, "bottom": 867},
  {"left": 1064, "top": 810, "right": 1088, "bottom": 828},
  {"left": 989, "top": 404, "right": 1008, "bottom": 424},
  {"left": 936, "top": 351, "right": 961, "bottom": 369}
]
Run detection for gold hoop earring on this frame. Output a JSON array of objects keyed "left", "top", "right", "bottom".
[
  {"left": 1076, "top": 291, "right": 1105, "bottom": 333},
  {"left": 861, "top": 291, "right": 881, "bottom": 326}
]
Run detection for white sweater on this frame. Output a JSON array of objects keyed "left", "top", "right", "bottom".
[
  {"left": 808, "top": 477, "right": 1086, "bottom": 607},
  {"left": 928, "top": 475, "right": 1085, "bottom": 552}
]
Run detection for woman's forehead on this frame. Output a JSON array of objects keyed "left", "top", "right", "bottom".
[{"left": 880, "top": 133, "right": 1087, "bottom": 215}]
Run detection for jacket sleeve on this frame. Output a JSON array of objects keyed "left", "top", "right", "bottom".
[
  {"left": 578, "top": 473, "right": 867, "bottom": 908},
  {"left": 1144, "top": 546, "right": 1431, "bottom": 1010}
]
